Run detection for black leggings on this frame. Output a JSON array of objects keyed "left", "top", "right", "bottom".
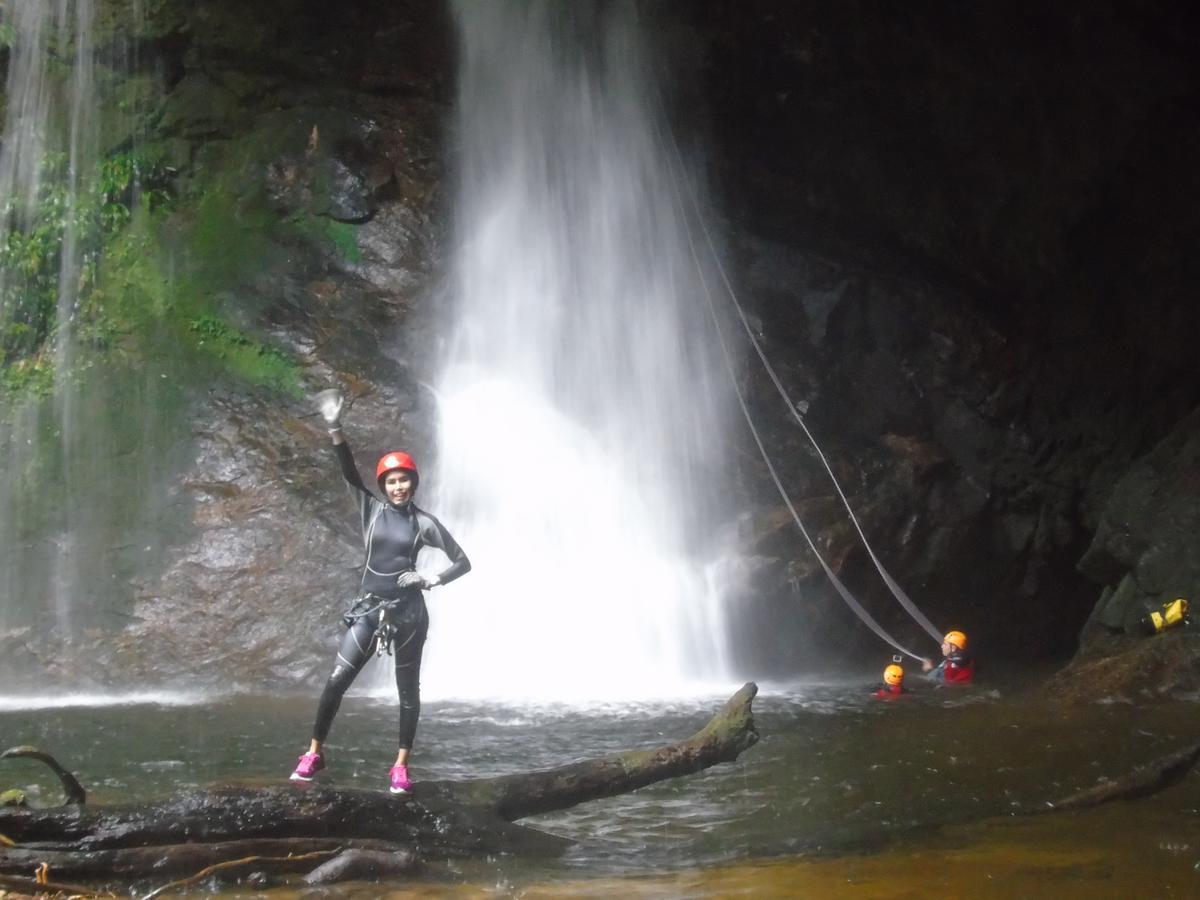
[{"left": 312, "top": 599, "right": 429, "bottom": 750}]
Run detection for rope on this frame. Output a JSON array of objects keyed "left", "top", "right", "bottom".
[
  {"left": 651, "top": 109, "right": 924, "bottom": 662},
  {"left": 654, "top": 100, "right": 944, "bottom": 645}
]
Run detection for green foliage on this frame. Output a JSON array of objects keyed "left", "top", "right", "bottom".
[
  {"left": 289, "top": 214, "right": 361, "bottom": 264},
  {"left": 0, "top": 353, "right": 54, "bottom": 397},
  {"left": 186, "top": 314, "right": 303, "bottom": 397},
  {"left": 1, "top": 120, "right": 330, "bottom": 405},
  {"left": 0, "top": 150, "right": 172, "bottom": 365},
  {"left": 324, "top": 219, "right": 361, "bottom": 264}
]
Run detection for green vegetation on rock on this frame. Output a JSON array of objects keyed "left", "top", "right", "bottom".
[
  {"left": 0, "top": 150, "right": 169, "bottom": 368},
  {"left": 0, "top": 25, "right": 383, "bottom": 409},
  {"left": 187, "top": 314, "right": 303, "bottom": 396}
]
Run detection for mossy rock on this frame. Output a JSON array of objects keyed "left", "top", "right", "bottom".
[
  {"left": 1051, "top": 628, "right": 1200, "bottom": 702},
  {"left": 157, "top": 73, "right": 244, "bottom": 139},
  {"left": 99, "top": 71, "right": 165, "bottom": 152},
  {"left": 0, "top": 789, "right": 26, "bottom": 807}
]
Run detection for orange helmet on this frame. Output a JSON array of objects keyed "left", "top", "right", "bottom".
[
  {"left": 884, "top": 664, "right": 904, "bottom": 686},
  {"left": 376, "top": 451, "right": 419, "bottom": 491},
  {"left": 944, "top": 630, "right": 968, "bottom": 650}
]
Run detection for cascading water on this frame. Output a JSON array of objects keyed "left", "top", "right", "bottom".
[
  {"left": 421, "top": 1, "right": 737, "bottom": 700},
  {"left": 0, "top": 0, "right": 97, "bottom": 655},
  {"left": 0, "top": 0, "right": 169, "bottom": 690}
]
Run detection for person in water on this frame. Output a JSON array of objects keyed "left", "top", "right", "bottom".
[
  {"left": 921, "top": 630, "right": 975, "bottom": 684},
  {"left": 872, "top": 663, "right": 906, "bottom": 698},
  {"left": 290, "top": 390, "right": 471, "bottom": 793}
]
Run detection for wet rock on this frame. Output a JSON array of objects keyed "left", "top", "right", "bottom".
[
  {"left": 302, "top": 848, "right": 421, "bottom": 885},
  {"left": 343, "top": 201, "right": 433, "bottom": 293},
  {"left": 1044, "top": 407, "right": 1200, "bottom": 697},
  {"left": 0, "top": 630, "right": 43, "bottom": 692},
  {"left": 696, "top": 0, "right": 1200, "bottom": 662},
  {"left": 264, "top": 156, "right": 316, "bottom": 215},
  {"left": 10, "top": 0, "right": 1200, "bottom": 688},
  {"left": 265, "top": 146, "right": 381, "bottom": 224},
  {"left": 0, "top": 789, "right": 26, "bottom": 807},
  {"left": 1053, "top": 630, "right": 1200, "bottom": 702},
  {"left": 157, "top": 73, "right": 242, "bottom": 139},
  {"left": 325, "top": 157, "right": 373, "bottom": 222},
  {"left": 1077, "top": 407, "right": 1200, "bottom": 647},
  {"left": 880, "top": 433, "right": 949, "bottom": 485}
]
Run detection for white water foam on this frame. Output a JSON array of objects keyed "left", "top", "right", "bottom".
[
  {"left": 417, "top": 2, "right": 736, "bottom": 702},
  {"left": 0, "top": 691, "right": 208, "bottom": 713}
]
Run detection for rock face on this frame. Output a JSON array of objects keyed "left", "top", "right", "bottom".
[
  {"left": 690, "top": 0, "right": 1200, "bottom": 678},
  {"left": 1054, "top": 409, "right": 1200, "bottom": 696},
  {"left": 3, "top": 0, "right": 1197, "bottom": 690},
  {"left": 1079, "top": 408, "right": 1200, "bottom": 637},
  {"left": 48, "top": 0, "right": 456, "bottom": 690}
]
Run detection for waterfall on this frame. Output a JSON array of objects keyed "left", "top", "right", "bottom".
[
  {"left": 0, "top": 0, "right": 96, "bottom": 655},
  {"left": 0, "top": 0, "right": 167, "bottom": 688},
  {"left": 422, "top": 1, "right": 736, "bottom": 700}
]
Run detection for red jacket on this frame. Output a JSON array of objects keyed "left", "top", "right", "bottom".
[
  {"left": 872, "top": 683, "right": 905, "bottom": 698},
  {"left": 939, "top": 654, "right": 975, "bottom": 684}
]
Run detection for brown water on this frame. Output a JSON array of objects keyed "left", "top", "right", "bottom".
[{"left": 2, "top": 671, "right": 1198, "bottom": 897}]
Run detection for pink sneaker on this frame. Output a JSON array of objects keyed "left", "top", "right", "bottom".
[
  {"left": 388, "top": 764, "right": 412, "bottom": 794},
  {"left": 289, "top": 752, "right": 325, "bottom": 782}
]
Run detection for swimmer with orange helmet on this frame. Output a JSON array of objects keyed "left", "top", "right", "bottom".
[
  {"left": 922, "top": 630, "right": 975, "bottom": 684},
  {"left": 871, "top": 662, "right": 907, "bottom": 698}
]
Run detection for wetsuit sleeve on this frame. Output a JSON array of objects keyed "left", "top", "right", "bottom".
[
  {"left": 926, "top": 661, "right": 946, "bottom": 682},
  {"left": 417, "top": 511, "right": 472, "bottom": 585},
  {"left": 333, "top": 440, "right": 375, "bottom": 528}
]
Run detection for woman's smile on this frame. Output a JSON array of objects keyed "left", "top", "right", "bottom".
[{"left": 385, "top": 471, "right": 414, "bottom": 505}]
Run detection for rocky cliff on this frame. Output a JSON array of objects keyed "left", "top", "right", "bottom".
[
  {"left": 697, "top": 0, "right": 1200, "bottom": 690},
  {"left": 1, "top": 0, "right": 1196, "bottom": 696}
]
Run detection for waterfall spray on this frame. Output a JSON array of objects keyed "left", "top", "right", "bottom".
[
  {"left": 419, "top": 1, "right": 736, "bottom": 701},
  {"left": 0, "top": 0, "right": 99, "bottom": 644},
  {"left": 0, "top": 0, "right": 169, "bottom": 689}
]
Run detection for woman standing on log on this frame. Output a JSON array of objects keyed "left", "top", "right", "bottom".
[{"left": 290, "top": 390, "right": 471, "bottom": 793}]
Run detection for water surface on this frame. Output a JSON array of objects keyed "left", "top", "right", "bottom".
[{"left": 2, "top": 676, "right": 1197, "bottom": 896}]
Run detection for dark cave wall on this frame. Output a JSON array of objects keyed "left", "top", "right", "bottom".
[
  {"left": 692, "top": 0, "right": 1200, "bottom": 669},
  {"left": 696, "top": 1, "right": 1200, "bottom": 307}
]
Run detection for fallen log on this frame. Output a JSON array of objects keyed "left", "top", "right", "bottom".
[
  {"left": 0, "top": 837, "right": 400, "bottom": 880},
  {"left": 140, "top": 848, "right": 357, "bottom": 899},
  {"left": 0, "top": 682, "right": 759, "bottom": 890},
  {"left": 1044, "top": 738, "right": 1200, "bottom": 812},
  {"left": 0, "top": 747, "right": 86, "bottom": 806}
]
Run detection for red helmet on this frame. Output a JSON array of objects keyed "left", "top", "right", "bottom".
[{"left": 376, "top": 451, "right": 419, "bottom": 490}]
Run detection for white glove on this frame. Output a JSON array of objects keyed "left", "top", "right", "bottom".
[
  {"left": 315, "top": 389, "right": 344, "bottom": 431},
  {"left": 396, "top": 571, "right": 433, "bottom": 591}
]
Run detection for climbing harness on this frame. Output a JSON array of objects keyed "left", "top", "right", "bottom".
[
  {"left": 375, "top": 607, "right": 399, "bottom": 658},
  {"left": 651, "top": 96, "right": 944, "bottom": 659},
  {"left": 341, "top": 594, "right": 405, "bottom": 657}
]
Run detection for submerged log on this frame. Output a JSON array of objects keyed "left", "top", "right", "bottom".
[
  {"left": 0, "top": 747, "right": 86, "bottom": 806},
  {"left": 1044, "top": 738, "right": 1200, "bottom": 812},
  {"left": 0, "top": 837, "right": 402, "bottom": 880},
  {"left": 302, "top": 848, "right": 420, "bottom": 885},
  {"left": 0, "top": 683, "right": 759, "bottom": 888}
]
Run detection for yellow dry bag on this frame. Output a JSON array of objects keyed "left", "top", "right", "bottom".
[{"left": 1145, "top": 598, "right": 1189, "bottom": 635}]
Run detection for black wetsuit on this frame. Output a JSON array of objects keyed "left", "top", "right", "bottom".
[{"left": 311, "top": 441, "right": 470, "bottom": 749}]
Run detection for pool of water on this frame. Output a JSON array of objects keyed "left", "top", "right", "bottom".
[{"left": 2, "top": 672, "right": 1198, "bottom": 896}]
